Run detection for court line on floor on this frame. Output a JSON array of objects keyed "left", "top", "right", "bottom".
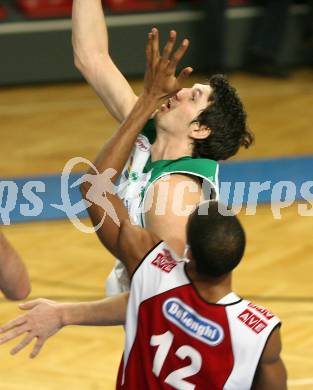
[
  {"left": 2, "top": 294, "right": 312, "bottom": 305},
  {"left": 288, "top": 378, "right": 313, "bottom": 386}
]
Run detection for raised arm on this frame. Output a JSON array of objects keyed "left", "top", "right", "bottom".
[
  {"left": 0, "top": 232, "right": 31, "bottom": 301},
  {"left": 80, "top": 29, "right": 192, "bottom": 272},
  {"left": 80, "top": 92, "right": 161, "bottom": 272},
  {"left": 0, "top": 293, "right": 128, "bottom": 358},
  {"left": 72, "top": 0, "right": 138, "bottom": 122},
  {"left": 252, "top": 326, "right": 287, "bottom": 390}
]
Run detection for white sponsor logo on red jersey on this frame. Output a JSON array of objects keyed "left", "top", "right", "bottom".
[{"left": 163, "top": 297, "right": 224, "bottom": 346}]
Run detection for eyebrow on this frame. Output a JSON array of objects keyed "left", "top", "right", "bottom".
[
  {"left": 193, "top": 88, "right": 203, "bottom": 96},
  {"left": 195, "top": 85, "right": 212, "bottom": 101}
]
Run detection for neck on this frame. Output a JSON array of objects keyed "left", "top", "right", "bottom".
[
  {"left": 186, "top": 263, "right": 232, "bottom": 303},
  {"left": 150, "top": 126, "right": 193, "bottom": 162}
]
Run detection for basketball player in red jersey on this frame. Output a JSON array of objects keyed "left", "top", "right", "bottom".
[
  {"left": 0, "top": 32, "right": 286, "bottom": 389},
  {"left": 0, "top": 205, "right": 287, "bottom": 389},
  {"left": 0, "top": 231, "right": 30, "bottom": 300}
]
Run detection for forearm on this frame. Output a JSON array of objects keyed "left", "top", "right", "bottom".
[
  {"left": 72, "top": 0, "right": 138, "bottom": 123},
  {"left": 80, "top": 94, "right": 158, "bottom": 256},
  {"left": 92, "top": 94, "right": 158, "bottom": 179},
  {"left": 0, "top": 233, "right": 30, "bottom": 300},
  {"left": 60, "top": 293, "right": 128, "bottom": 327},
  {"left": 72, "top": 0, "right": 108, "bottom": 64}
]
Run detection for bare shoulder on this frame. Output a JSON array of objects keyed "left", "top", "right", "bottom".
[
  {"left": 261, "top": 326, "right": 282, "bottom": 364},
  {"left": 151, "top": 173, "right": 203, "bottom": 206},
  {"left": 144, "top": 173, "right": 202, "bottom": 256},
  {"left": 252, "top": 326, "right": 287, "bottom": 390},
  {"left": 117, "top": 221, "right": 161, "bottom": 276}
]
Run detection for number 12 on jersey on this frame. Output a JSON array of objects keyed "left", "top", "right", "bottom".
[{"left": 150, "top": 331, "right": 202, "bottom": 390}]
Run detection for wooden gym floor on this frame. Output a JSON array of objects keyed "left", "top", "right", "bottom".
[{"left": 0, "top": 69, "right": 313, "bottom": 389}]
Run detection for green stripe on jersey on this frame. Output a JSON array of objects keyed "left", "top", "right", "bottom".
[
  {"left": 141, "top": 119, "right": 218, "bottom": 187},
  {"left": 144, "top": 156, "right": 218, "bottom": 184}
]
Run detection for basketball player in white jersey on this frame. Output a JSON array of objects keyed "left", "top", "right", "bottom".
[
  {"left": 72, "top": 1, "right": 254, "bottom": 295},
  {"left": 0, "top": 230, "right": 30, "bottom": 300},
  {"left": 0, "top": 50, "right": 286, "bottom": 388}
]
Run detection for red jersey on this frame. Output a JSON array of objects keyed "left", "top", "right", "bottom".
[{"left": 117, "top": 242, "right": 280, "bottom": 390}]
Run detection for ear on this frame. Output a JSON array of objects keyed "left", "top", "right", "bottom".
[
  {"left": 186, "top": 246, "right": 193, "bottom": 261},
  {"left": 185, "top": 248, "right": 196, "bottom": 273},
  {"left": 189, "top": 122, "right": 211, "bottom": 140}
]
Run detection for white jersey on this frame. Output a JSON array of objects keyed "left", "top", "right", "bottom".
[
  {"left": 106, "top": 120, "right": 219, "bottom": 296},
  {"left": 105, "top": 133, "right": 153, "bottom": 295},
  {"left": 117, "top": 242, "right": 281, "bottom": 389}
]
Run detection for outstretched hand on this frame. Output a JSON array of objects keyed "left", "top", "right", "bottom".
[
  {"left": 144, "top": 28, "right": 193, "bottom": 101},
  {"left": 0, "top": 298, "right": 63, "bottom": 358}
]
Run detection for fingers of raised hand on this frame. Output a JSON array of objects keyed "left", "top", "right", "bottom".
[
  {"left": 162, "top": 30, "right": 177, "bottom": 60},
  {"left": 167, "top": 39, "right": 190, "bottom": 74},
  {"left": 0, "top": 315, "right": 26, "bottom": 334},
  {"left": 151, "top": 28, "right": 160, "bottom": 64},
  {"left": 10, "top": 333, "right": 34, "bottom": 356},
  {"left": 146, "top": 32, "right": 153, "bottom": 64},
  {"left": 177, "top": 67, "right": 194, "bottom": 85}
]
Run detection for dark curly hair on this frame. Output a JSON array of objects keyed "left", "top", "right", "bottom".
[
  {"left": 187, "top": 201, "right": 245, "bottom": 277},
  {"left": 192, "top": 74, "right": 254, "bottom": 161}
]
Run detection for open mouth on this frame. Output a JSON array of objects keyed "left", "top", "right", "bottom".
[
  {"left": 167, "top": 94, "right": 178, "bottom": 109},
  {"left": 160, "top": 95, "right": 178, "bottom": 113}
]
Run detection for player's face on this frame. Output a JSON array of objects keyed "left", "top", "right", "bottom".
[{"left": 155, "top": 83, "right": 213, "bottom": 135}]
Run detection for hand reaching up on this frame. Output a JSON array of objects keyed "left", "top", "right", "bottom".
[{"left": 144, "top": 28, "right": 193, "bottom": 101}]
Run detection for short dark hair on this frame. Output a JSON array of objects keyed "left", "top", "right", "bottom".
[
  {"left": 192, "top": 74, "right": 254, "bottom": 161},
  {"left": 186, "top": 201, "right": 245, "bottom": 277}
]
